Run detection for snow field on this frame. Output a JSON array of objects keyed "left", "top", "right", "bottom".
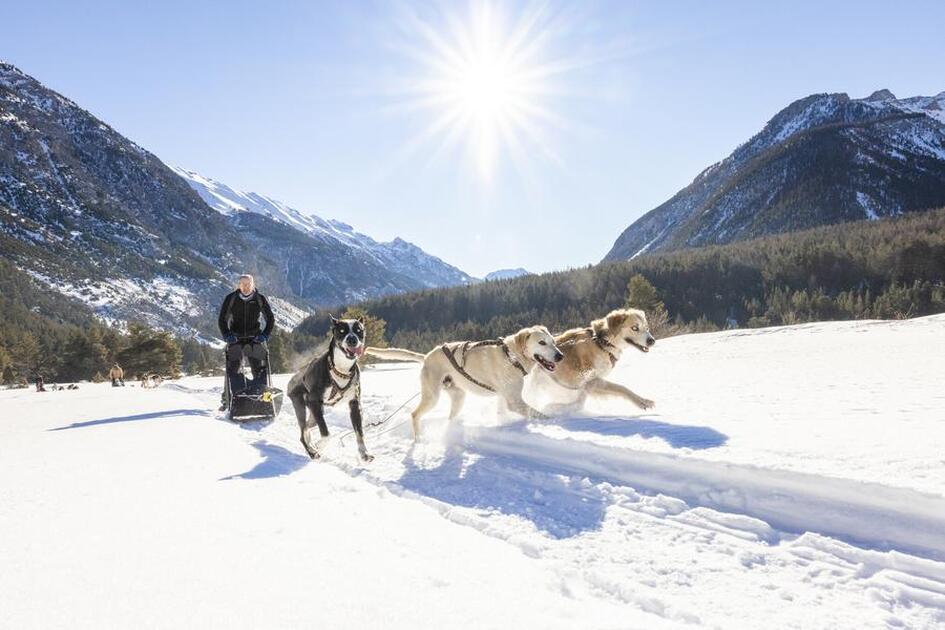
[{"left": 3, "top": 315, "right": 945, "bottom": 628}]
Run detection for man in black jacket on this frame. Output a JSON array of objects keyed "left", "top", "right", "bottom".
[{"left": 218, "top": 274, "right": 275, "bottom": 403}]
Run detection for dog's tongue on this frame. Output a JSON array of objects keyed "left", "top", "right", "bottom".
[{"left": 353, "top": 346, "right": 365, "bottom": 356}]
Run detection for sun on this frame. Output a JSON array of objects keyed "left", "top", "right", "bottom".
[
  {"left": 454, "top": 51, "right": 516, "bottom": 121},
  {"left": 394, "top": 1, "right": 571, "bottom": 184}
]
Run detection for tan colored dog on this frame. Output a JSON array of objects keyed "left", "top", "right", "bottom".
[
  {"left": 534, "top": 308, "right": 656, "bottom": 415},
  {"left": 365, "top": 325, "right": 564, "bottom": 438}
]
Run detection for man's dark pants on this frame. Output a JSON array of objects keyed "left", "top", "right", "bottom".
[{"left": 224, "top": 340, "right": 269, "bottom": 401}]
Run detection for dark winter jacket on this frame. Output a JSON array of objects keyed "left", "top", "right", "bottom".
[{"left": 218, "top": 290, "right": 275, "bottom": 340}]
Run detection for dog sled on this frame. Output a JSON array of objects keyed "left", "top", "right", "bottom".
[{"left": 222, "top": 343, "right": 283, "bottom": 422}]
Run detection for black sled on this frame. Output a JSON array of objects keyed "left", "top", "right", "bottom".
[{"left": 222, "top": 345, "right": 283, "bottom": 422}]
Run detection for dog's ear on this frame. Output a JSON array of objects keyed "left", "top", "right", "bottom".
[
  {"left": 356, "top": 315, "right": 365, "bottom": 324},
  {"left": 513, "top": 328, "right": 531, "bottom": 356},
  {"left": 605, "top": 310, "right": 629, "bottom": 334},
  {"left": 329, "top": 313, "right": 338, "bottom": 325}
]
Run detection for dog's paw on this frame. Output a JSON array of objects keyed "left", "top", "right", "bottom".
[
  {"left": 300, "top": 438, "right": 321, "bottom": 460},
  {"left": 636, "top": 397, "right": 655, "bottom": 410},
  {"left": 360, "top": 452, "right": 375, "bottom": 463}
]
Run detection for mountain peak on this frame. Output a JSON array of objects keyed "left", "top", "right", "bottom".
[
  {"left": 604, "top": 88, "right": 945, "bottom": 261},
  {"left": 485, "top": 268, "right": 530, "bottom": 281},
  {"left": 0, "top": 60, "right": 24, "bottom": 75},
  {"left": 864, "top": 89, "right": 897, "bottom": 102}
]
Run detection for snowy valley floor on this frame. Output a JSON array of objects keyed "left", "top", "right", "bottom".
[{"left": 2, "top": 316, "right": 945, "bottom": 629}]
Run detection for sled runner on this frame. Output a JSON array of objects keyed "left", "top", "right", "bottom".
[{"left": 222, "top": 344, "right": 283, "bottom": 421}]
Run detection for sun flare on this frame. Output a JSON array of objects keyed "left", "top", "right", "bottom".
[{"left": 396, "top": 1, "right": 571, "bottom": 184}]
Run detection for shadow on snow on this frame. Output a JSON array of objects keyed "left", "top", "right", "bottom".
[
  {"left": 393, "top": 426, "right": 606, "bottom": 540},
  {"left": 387, "top": 415, "right": 726, "bottom": 539},
  {"left": 551, "top": 416, "right": 728, "bottom": 449},
  {"left": 221, "top": 440, "right": 310, "bottom": 481},
  {"left": 49, "top": 408, "right": 213, "bottom": 431}
]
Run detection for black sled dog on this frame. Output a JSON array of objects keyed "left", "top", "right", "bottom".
[{"left": 287, "top": 315, "right": 373, "bottom": 461}]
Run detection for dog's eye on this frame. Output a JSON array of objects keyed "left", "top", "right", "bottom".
[
  {"left": 632, "top": 325, "right": 639, "bottom": 331},
  {"left": 538, "top": 340, "right": 547, "bottom": 346}
]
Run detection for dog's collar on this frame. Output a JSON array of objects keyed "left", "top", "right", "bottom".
[
  {"left": 500, "top": 342, "right": 529, "bottom": 376},
  {"left": 328, "top": 342, "right": 358, "bottom": 379},
  {"left": 324, "top": 342, "right": 360, "bottom": 406},
  {"left": 592, "top": 331, "right": 619, "bottom": 367}
]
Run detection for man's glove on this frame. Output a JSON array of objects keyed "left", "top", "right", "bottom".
[
  {"left": 224, "top": 333, "right": 237, "bottom": 344},
  {"left": 254, "top": 333, "right": 269, "bottom": 344}
]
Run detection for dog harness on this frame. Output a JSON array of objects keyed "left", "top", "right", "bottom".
[
  {"left": 590, "top": 329, "right": 620, "bottom": 367},
  {"left": 324, "top": 345, "right": 360, "bottom": 406},
  {"left": 440, "top": 339, "right": 527, "bottom": 393}
]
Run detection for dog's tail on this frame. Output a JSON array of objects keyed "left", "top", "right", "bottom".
[{"left": 365, "top": 347, "right": 426, "bottom": 363}]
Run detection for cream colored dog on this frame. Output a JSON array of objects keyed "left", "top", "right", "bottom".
[
  {"left": 534, "top": 308, "right": 656, "bottom": 415},
  {"left": 365, "top": 325, "right": 564, "bottom": 438}
]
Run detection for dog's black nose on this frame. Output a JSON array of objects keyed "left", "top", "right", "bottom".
[
  {"left": 646, "top": 336, "right": 656, "bottom": 347},
  {"left": 554, "top": 351, "right": 564, "bottom": 362},
  {"left": 345, "top": 335, "right": 359, "bottom": 347}
]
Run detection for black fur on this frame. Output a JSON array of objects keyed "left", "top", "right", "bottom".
[{"left": 287, "top": 316, "right": 373, "bottom": 461}]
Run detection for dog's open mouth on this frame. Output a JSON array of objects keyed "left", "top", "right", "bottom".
[
  {"left": 342, "top": 345, "right": 364, "bottom": 359},
  {"left": 626, "top": 337, "right": 650, "bottom": 353},
  {"left": 534, "top": 354, "right": 557, "bottom": 372}
]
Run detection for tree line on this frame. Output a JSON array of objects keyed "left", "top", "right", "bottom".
[
  {"left": 293, "top": 208, "right": 945, "bottom": 352},
  {"left": 0, "top": 259, "right": 300, "bottom": 385},
  {"left": 6, "top": 208, "right": 943, "bottom": 382}
]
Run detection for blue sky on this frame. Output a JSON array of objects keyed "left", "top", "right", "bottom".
[{"left": 4, "top": 0, "right": 944, "bottom": 276}]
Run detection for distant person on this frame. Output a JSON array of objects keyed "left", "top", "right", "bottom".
[
  {"left": 109, "top": 363, "right": 125, "bottom": 387},
  {"left": 218, "top": 274, "right": 275, "bottom": 407},
  {"left": 35, "top": 375, "right": 46, "bottom": 392}
]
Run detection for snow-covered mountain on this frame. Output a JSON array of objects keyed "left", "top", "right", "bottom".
[
  {"left": 484, "top": 268, "right": 530, "bottom": 281},
  {"left": 171, "top": 167, "right": 475, "bottom": 290},
  {"left": 0, "top": 61, "right": 474, "bottom": 337},
  {"left": 0, "top": 61, "right": 261, "bottom": 337},
  {"left": 604, "top": 89, "right": 945, "bottom": 261}
]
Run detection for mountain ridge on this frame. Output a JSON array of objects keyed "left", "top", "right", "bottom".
[
  {"left": 171, "top": 166, "right": 476, "bottom": 291},
  {"left": 604, "top": 89, "right": 945, "bottom": 261},
  {"left": 0, "top": 61, "right": 475, "bottom": 338}
]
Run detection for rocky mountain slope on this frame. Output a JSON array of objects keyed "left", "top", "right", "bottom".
[
  {"left": 0, "top": 61, "right": 472, "bottom": 337},
  {"left": 171, "top": 167, "right": 474, "bottom": 292},
  {"left": 604, "top": 89, "right": 945, "bottom": 261}
]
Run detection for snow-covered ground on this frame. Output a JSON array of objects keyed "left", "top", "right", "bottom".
[{"left": 3, "top": 316, "right": 945, "bottom": 629}]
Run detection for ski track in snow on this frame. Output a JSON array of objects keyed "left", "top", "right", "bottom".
[{"left": 5, "top": 316, "right": 945, "bottom": 628}]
